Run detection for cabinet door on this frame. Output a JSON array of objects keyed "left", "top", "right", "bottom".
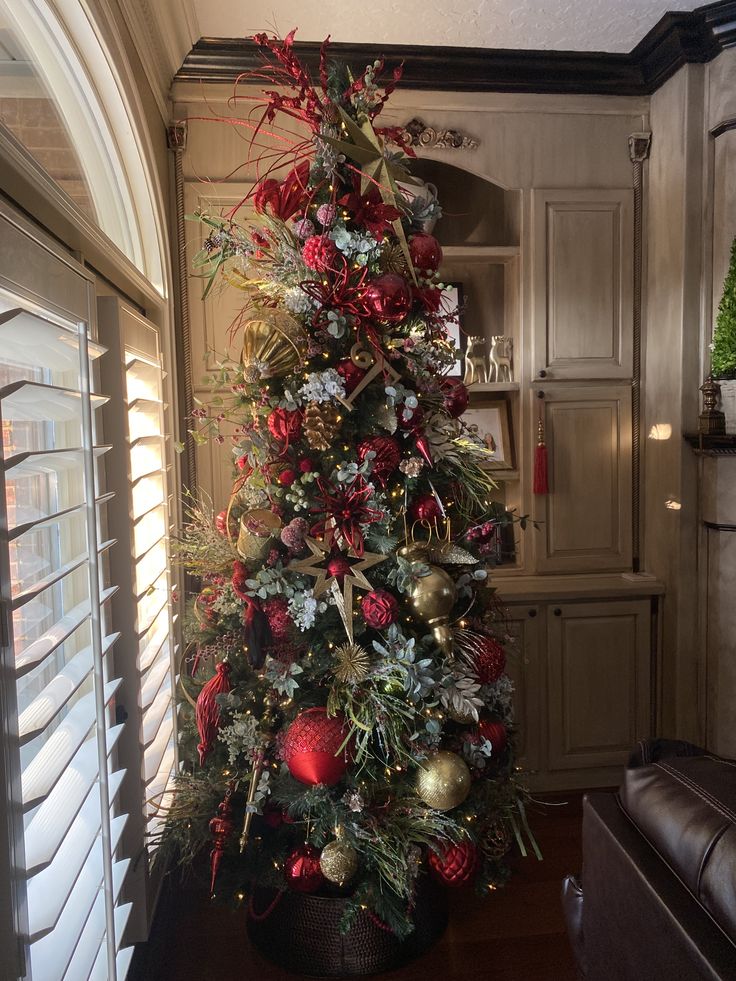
[
  {"left": 547, "top": 601, "right": 651, "bottom": 771},
  {"left": 532, "top": 189, "right": 633, "bottom": 380},
  {"left": 533, "top": 385, "right": 632, "bottom": 573},
  {"left": 503, "top": 606, "right": 543, "bottom": 773}
]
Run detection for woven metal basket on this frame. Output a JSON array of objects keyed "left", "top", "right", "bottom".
[{"left": 246, "top": 875, "right": 448, "bottom": 976}]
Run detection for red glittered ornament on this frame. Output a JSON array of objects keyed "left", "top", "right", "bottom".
[
  {"left": 364, "top": 273, "right": 412, "bottom": 323},
  {"left": 326, "top": 554, "right": 352, "bottom": 580},
  {"left": 361, "top": 589, "right": 399, "bottom": 629},
  {"left": 284, "top": 844, "right": 324, "bottom": 893},
  {"left": 456, "top": 631, "right": 507, "bottom": 685},
  {"left": 429, "top": 840, "right": 479, "bottom": 887},
  {"left": 441, "top": 377, "right": 469, "bottom": 419},
  {"left": 410, "top": 493, "right": 443, "bottom": 523},
  {"left": 477, "top": 717, "right": 508, "bottom": 757},
  {"left": 278, "top": 468, "right": 297, "bottom": 486},
  {"left": 302, "top": 234, "right": 338, "bottom": 272},
  {"left": 282, "top": 707, "right": 352, "bottom": 786},
  {"left": 268, "top": 407, "right": 302, "bottom": 443},
  {"left": 409, "top": 233, "right": 443, "bottom": 273},
  {"left": 357, "top": 435, "right": 401, "bottom": 487},
  {"left": 336, "top": 358, "right": 366, "bottom": 395}
]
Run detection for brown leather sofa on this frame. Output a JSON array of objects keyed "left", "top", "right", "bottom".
[{"left": 562, "top": 742, "right": 736, "bottom": 980}]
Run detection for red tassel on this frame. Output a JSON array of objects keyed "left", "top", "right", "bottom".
[
  {"left": 533, "top": 418, "right": 549, "bottom": 495},
  {"left": 208, "top": 783, "right": 235, "bottom": 897},
  {"left": 196, "top": 661, "right": 232, "bottom": 766}
]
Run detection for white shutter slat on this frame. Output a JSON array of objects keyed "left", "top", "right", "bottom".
[
  {"left": 0, "top": 380, "right": 108, "bottom": 423},
  {"left": 19, "top": 633, "right": 120, "bottom": 742},
  {"left": 27, "top": 803, "right": 127, "bottom": 941},
  {"left": 3, "top": 445, "right": 111, "bottom": 477},
  {"left": 140, "top": 656, "right": 170, "bottom": 710},
  {"left": 132, "top": 505, "right": 166, "bottom": 559},
  {"left": 25, "top": 758, "right": 125, "bottom": 876},
  {"left": 116, "top": 945, "right": 135, "bottom": 980},
  {"left": 13, "top": 538, "right": 116, "bottom": 610},
  {"left": 21, "top": 680, "right": 121, "bottom": 809},
  {"left": 138, "top": 627, "right": 168, "bottom": 675},
  {"left": 15, "top": 585, "right": 118, "bottom": 677},
  {"left": 144, "top": 713, "right": 174, "bottom": 785},
  {"left": 86, "top": 905, "right": 133, "bottom": 981},
  {"left": 0, "top": 307, "right": 106, "bottom": 367},
  {"left": 31, "top": 857, "right": 129, "bottom": 981},
  {"left": 141, "top": 678, "right": 172, "bottom": 746}
]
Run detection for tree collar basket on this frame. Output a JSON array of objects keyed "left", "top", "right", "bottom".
[{"left": 246, "top": 875, "right": 448, "bottom": 976}]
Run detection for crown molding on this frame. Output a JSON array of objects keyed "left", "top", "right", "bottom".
[
  {"left": 116, "top": 0, "right": 199, "bottom": 119},
  {"left": 174, "top": 1, "right": 736, "bottom": 96}
]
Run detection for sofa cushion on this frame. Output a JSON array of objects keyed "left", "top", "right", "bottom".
[{"left": 620, "top": 754, "right": 736, "bottom": 942}]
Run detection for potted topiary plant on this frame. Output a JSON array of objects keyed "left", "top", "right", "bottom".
[{"left": 711, "top": 234, "right": 736, "bottom": 431}]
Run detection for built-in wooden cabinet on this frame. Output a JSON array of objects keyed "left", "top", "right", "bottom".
[
  {"left": 502, "top": 590, "right": 656, "bottom": 790},
  {"left": 532, "top": 385, "right": 633, "bottom": 573},
  {"left": 532, "top": 188, "right": 633, "bottom": 381}
]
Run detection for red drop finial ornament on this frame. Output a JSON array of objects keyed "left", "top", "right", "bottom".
[
  {"left": 208, "top": 783, "right": 235, "bottom": 896},
  {"left": 196, "top": 661, "right": 232, "bottom": 765}
]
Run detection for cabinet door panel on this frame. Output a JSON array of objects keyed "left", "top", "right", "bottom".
[
  {"left": 547, "top": 601, "right": 650, "bottom": 770},
  {"left": 503, "top": 607, "right": 542, "bottom": 772},
  {"left": 533, "top": 385, "right": 632, "bottom": 573},
  {"left": 533, "top": 189, "right": 633, "bottom": 380}
]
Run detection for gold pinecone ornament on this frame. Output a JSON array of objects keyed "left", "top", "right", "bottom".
[
  {"left": 303, "top": 401, "right": 342, "bottom": 451},
  {"left": 319, "top": 829, "right": 359, "bottom": 886}
]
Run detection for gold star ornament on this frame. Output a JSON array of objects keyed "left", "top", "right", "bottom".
[{"left": 289, "top": 537, "right": 387, "bottom": 641}]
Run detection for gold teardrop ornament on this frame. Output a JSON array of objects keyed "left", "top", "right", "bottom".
[{"left": 240, "top": 309, "right": 308, "bottom": 383}]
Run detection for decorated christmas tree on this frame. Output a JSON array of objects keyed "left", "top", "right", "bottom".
[
  {"left": 711, "top": 233, "right": 736, "bottom": 379},
  {"left": 161, "top": 33, "right": 535, "bottom": 946}
]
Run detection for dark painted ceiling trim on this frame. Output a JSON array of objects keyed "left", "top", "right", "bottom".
[{"left": 175, "top": 0, "right": 736, "bottom": 96}]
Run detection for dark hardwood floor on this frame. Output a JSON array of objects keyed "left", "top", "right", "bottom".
[{"left": 130, "top": 792, "right": 585, "bottom": 980}]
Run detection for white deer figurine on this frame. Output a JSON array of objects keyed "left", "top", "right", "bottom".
[
  {"left": 489, "top": 335, "right": 513, "bottom": 383},
  {"left": 464, "top": 336, "right": 488, "bottom": 385}
]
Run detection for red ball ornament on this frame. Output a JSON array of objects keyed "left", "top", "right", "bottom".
[
  {"left": 302, "top": 234, "right": 338, "bottom": 272},
  {"left": 278, "top": 468, "right": 297, "bottom": 486},
  {"left": 298, "top": 457, "right": 315, "bottom": 473},
  {"left": 361, "top": 589, "right": 399, "bottom": 629},
  {"left": 268, "top": 407, "right": 302, "bottom": 443},
  {"left": 357, "top": 435, "right": 401, "bottom": 487},
  {"left": 441, "top": 377, "right": 469, "bottom": 419},
  {"left": 364, "top": 273, "right": 412, "bottom": 323},
  {"left": 410, "top": 493, "right": 443, "bottom": 523},
  {"left": 336, "top": 358, "right": 366, "bottom": 395},
  {"left": 409, "top": 233, "right": 443, "bottom": 274},
  {"left": 284, "top": 844, "right": 325, "bottom": 893},
  {"left": 429, "top": 840, "right": 479, "bottom": 887},
  {"left": 282, "top": 707, "right": 352, "bottom": 786},
  {"left": 477, "top": 718, "right": 508, "bottom": 757},
  {"left": 326, "top": 554, "right": 352, "bottom": 580}
]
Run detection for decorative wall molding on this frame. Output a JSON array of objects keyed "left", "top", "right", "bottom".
[
  {"left": 175, "top": 2, "right": 736, "bottom": 96},
  {"left": 403, "top": 118, "right": 478, "bottom": 150}
]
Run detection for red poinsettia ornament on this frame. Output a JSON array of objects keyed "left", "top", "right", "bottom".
[
  {"left": 357, "top": 435, "right": 401, "bottom": 487},
  {"left": 361, "top": 589, "right": 399, "bottom": 629},
  {"left": 268, "top": 407, "right": 303, "bottom": 444}
]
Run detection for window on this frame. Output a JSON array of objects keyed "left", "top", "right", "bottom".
[
  {"left": 0, "top": 292, "right": 134, "bottom": 980},
  {"left": 0, "top": 0, "right": 165, "bottom": 293}
]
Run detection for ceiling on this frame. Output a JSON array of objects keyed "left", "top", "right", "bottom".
[{"left": 190, "top": 0, "right": 703, "bottom": 53}]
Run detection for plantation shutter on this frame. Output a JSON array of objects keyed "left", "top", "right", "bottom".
[
  {"left": 0, "top": 302, "right": 134, "bottom": 980},
  {"left": 97, "top": 297, "right": 178, "bottom": 937}
]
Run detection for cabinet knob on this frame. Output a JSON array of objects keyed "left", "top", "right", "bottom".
[
  {"left": 539, "top": 370, "right": 547, "bottom": 379},
  {"left": 553, "top": 607, "right": 562, "bottom": 617},
  {"left": 528, "top": 608, "right": 537, "bottom": 618},
  {"left": 536, "top": 390, "right": 545, "bottom": 400}
]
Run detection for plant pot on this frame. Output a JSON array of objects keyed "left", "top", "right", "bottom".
[
  {"left": 718, "top": 378, "right": 736, "bottom": 433},
  {"left": 246, "top": 874, "right": 448, "bottom": 976}
]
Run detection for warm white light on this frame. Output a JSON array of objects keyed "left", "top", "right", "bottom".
[{"left": 648, "top": 424, "right": 672, "bottom": 440}]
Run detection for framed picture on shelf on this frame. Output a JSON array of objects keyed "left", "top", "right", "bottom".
[
  {"left": 463, "top": 397, "right": 515, "bottom": 470},
  {"left": 442, "top": 282, "right": 465, "bottom": 377}
]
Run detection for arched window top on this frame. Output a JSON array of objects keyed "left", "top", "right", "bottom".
[{"left": 0, "top": 0, "right": 164, "bottom": 295}]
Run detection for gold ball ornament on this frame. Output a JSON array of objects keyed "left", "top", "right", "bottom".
[
  {"left": 319, "top": 837, "right": 359, "bottom": 887},
  {"left": 398, "top": 544, "right": 457, "bottom": 656},
  {"left": 416, "top": 751, "right": 472, "bottom": 811}
]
